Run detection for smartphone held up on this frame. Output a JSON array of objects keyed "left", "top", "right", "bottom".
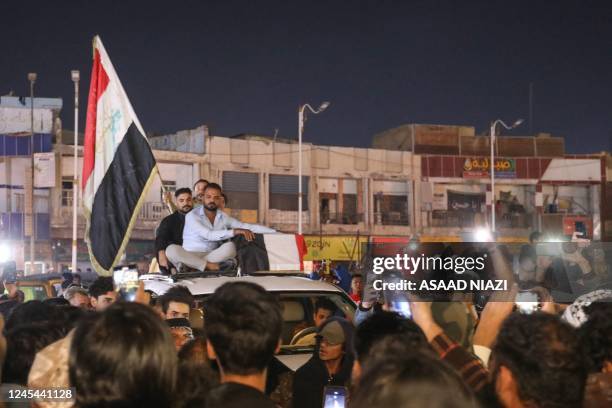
[{"left": 113, "top": 265, "right": 140, "bottom": 302}]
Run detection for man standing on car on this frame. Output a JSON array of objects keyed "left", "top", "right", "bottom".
[
  {"left": 166, "top": 183, "right": 276, "bottom": 272},
  {"left": 155, "top": 187, "right": 194, "bottom": 275}
]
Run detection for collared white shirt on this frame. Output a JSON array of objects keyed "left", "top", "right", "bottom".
[{"left": 182, "top": 206, "right": 276, "bottom": 252}]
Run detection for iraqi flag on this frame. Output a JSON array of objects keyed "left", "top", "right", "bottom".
[
  {"left": 82, "top": 36, "right": 157, "bottom": 274},
  {"left": 234, "top": 234, "right": 308, "bottom": 273}
]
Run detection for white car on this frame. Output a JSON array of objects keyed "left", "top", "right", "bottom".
[{"left": 141, "top": 273, "right": 356, "bottom": 371}]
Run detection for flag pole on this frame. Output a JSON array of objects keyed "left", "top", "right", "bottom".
[{"left": 71, "top": 70, "right": 80, "bottom": 274}]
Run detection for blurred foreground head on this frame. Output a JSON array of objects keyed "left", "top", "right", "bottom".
[
  {"left": 350, "top": 350, "right": 478, "bottom": 408},
  {"left": 204, "top": 281, "right": 282, "bottom": 376},
  {"left": 490, "top": 312, "right": 587, "bottom": 408},
  {"left": 69, "top": 302, "right": 178, "bottom": 408}
]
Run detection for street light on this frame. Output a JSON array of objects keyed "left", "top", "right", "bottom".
[
  {"left": 71, "top": 70, "right": 80, "bottom": 274},
  {"left": 490, "top": 118, "right": 523, "bottom": 233},
  {"left": 298, "top": 101, "right": 330, "bottom": 235},
  {"left": 28, "top": 72, "right": 37, "bottom": 271}
]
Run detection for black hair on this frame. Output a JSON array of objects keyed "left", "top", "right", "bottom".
[
  {"left": 314, "top": 298, "right": 337, "bottom": 314},
  {"left": 0, "top": 300, "right": 18, "bottom": 322},
  {"left": 579, "top": 300, "right": 612, "bottom": 373},
  {"left": 193, "top": 179, "right": 209, "bottom": 188},
  {"left": 351, "top": 273, "right": 363, "bottom": 281},
  {"left": 69, "top": 302, "right": 178, "bottom": 408},
  {"left": 43, "top": 297, "right": 70, "bottom": 307},
  {"left": 175, "top": 187, "right": 192, "bottom": 198},
  {"left": 3, "top": 322, "right": 68, "bottom": 385},
  {"left": 178, "top": 336, "right": 210, "bottom": 365},
  {"left": 203, "top": 182, "right": 223, "bottom": 194},
  {"left": 5, "top": 300, "right": 56, "bottom": 331},
  {"left": 160, "top": 286, "right": 194, "bottom": 314},
  {"left": 351, "top": 350, "right": 478, "bottom": 408},
  {"left": 88, "top": 276, "right": 114, "bottom": 299},
  {"left": 52, "top": 305, "right": 92, "bottom": 331},
  {"left": 204, "top": 282, "right": 282, "bottom": 375},
  {"left": 491, "top": 312, "right": 588, "bottom": 408},
  {"left": 354, "top": 311, "right": 430, "bottom": 365},
  {"left": 175, "top": 361, "right": 219, "bottom": 408}
]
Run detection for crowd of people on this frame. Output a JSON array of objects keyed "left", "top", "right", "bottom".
[
  {"left": 0, "top": 265, "right": 609, "bottom": 407},
  {"left": 0, "top": 180, "right": 610, "bottom": 407}
]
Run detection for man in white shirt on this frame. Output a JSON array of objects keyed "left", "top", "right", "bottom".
[{"left": 166, "top": 183, "right": 276, "bottom": 272}]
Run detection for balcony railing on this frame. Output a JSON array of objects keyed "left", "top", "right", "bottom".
[
  {"left": 431, "top": 210, "right": 535, "bottom": 229},
  {"left": 321, "top": 212, "right": 364, "bottom": 225},
  {"left": 431, "top": 210, "right": 481, "bottom": 228},
  {"left": 496, "top": 213, "right": 535, "bottom": 229},
  {"left": 374, "top": 211, "right": 410, "bottom": 226},
  {"left": 138, "top": 202, "right": 167, "bottom": 221},
  {"left": 268, "top": 209, "right": 311, "bottom": 225}
]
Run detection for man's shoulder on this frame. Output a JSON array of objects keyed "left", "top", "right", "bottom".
[
  {"left": 206, "top": 382, "right": 274, "bottom": 408},
  {"left": 184, "top": 208, "right": 202, "bottom": 221},
  {"left": 162, "top": 211, "right": 182, "bottom": 220},
  {"left": 295, "top": 356, "right": 321, "bottom": 377}
]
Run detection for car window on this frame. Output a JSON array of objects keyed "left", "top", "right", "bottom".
[
  {"left": 199, "top": 291, "right": 355, "bottom": 351},
  {"left": 19, "top": 285, "right": 48, "bottom": 301}
]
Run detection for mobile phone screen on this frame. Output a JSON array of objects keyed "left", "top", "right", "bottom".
[
  {"left": 113, "top": 267, "right": 139, "bottom": 301},
  {"left": 323, "top": 386, "right": 347, "bottom": 408},
  {"left": 390, "top": 300, "right": 412, "bottom": 319},
  {"left": 515, "top": 291, "right": 539, "bottom": 314}
]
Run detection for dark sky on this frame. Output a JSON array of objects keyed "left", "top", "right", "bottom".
[{"left": 2, "top": 0, "right": 611, "bottom": 153}]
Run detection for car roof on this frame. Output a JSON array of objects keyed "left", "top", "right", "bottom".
[{"left": 143, "top": 275, "right": 345, "bottom": 297}]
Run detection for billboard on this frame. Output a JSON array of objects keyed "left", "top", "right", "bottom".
[{"left": 463, "top": 157, "right": 516, "bottom": 178}]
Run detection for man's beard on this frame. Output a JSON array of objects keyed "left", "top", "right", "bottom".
[
  {"left": 178, "top": 206, "right": 192, "bottom": 214},
  {"left": 204, "top": 203, "right": 217, "bottom": 211}
]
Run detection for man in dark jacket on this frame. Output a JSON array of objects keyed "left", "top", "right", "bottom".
[
  {"left": 293, "top": 317, "right": 354, "bottom": 408},
  {"left": 155, "top": 187, "right": 193, "bottom": 274}
]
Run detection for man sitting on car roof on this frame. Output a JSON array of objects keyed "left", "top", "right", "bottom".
[
  {"left": 166, "top": 183, "right": 276, "bottom": 272},
  {"left": 155, "top": 187, "right": 194, "bottom": 275}
]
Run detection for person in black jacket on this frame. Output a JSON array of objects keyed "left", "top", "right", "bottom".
[
  {"left": 292, "top": 317, "right": 355, "bottom": 408},
  {"left": 155, "top": 187, "right": 193, "bottom": 274}
]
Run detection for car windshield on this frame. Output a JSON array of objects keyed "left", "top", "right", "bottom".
[{"left": 196, "top": 291, "right": 355, "bottom": 354}]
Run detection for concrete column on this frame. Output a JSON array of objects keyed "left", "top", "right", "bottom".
[
  {"left": 310, "top": 175, "right": 319, "bottom": 233},
  {"left": 357, "top": 178, "right": 364, "bottom": 223},
  {"left": 535, "top": 183, "right": 543, "bottom": 232},
  {"left": 412, "top": 179, "right": 422, "bottom": 232},
  {"left": 259, "top": 172, "right": 266, "bottom": 224},
  {"left": 363, "top": 177, "right": 369, "bottom": 228},
  {"left": 337, "top": 179, "right": 344, "bottom": 219},
  {"left": 261, "top": 172, "right": 268, "bottom": 225}
]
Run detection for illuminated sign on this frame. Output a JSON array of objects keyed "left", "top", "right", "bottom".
[{"left": 462, "top": 157, "right": 516, "bottom": 178}]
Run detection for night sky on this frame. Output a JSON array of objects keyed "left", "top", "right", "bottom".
[{"left": 2, "top": 0, "right": 611, "bottom": 153}]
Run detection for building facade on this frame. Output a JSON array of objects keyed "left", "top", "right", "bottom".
[{"left": 2, "top": 103, "right": 608, "bottom": 270}]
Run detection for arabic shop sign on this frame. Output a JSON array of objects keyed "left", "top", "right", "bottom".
[{"left": 462, "top": 157, "right": 516, "bottom": 178}]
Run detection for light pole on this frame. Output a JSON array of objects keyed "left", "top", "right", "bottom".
[
  {"left": 490, "top": 118, "right": 523, "bottom": 233},
  {"left": 298, "top": 101, "right": 330, "bottom": 235},
  {"left": 28, "top": 72, "right": 37, "bottom": 272},
  {"left": 71, "top": 70, "right": 80, "bottom": 273}
]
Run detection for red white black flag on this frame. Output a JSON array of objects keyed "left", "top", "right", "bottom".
[{"left": 82, "top": 36, "right": 157, "bottom": 274}]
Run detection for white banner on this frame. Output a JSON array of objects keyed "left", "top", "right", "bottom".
[
  {"left": 0, "top": 107, "right": 53, "bottom": 134},
  {"left": 34, "top": 152, "right": 56, "bottom": 187}
]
